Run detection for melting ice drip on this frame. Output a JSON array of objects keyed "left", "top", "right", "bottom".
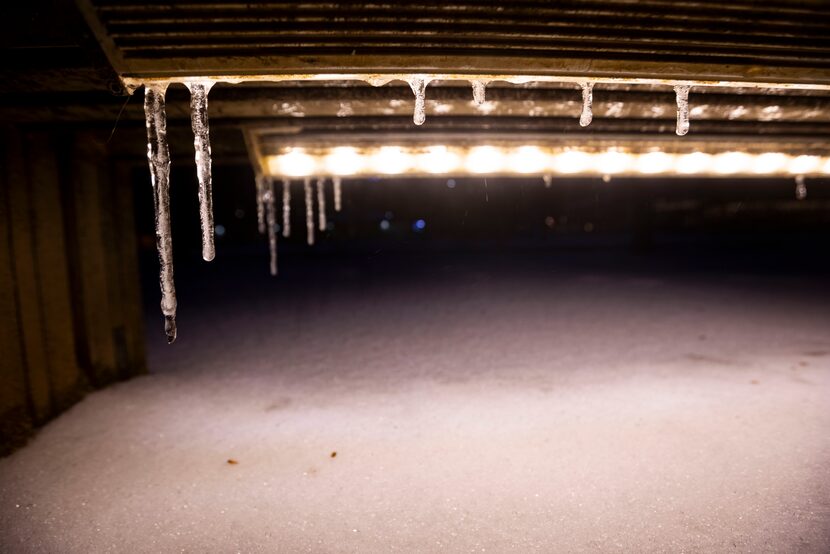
[
  {"left": 333, "top": 176, "right": 342, "bottom": 212},
  {"left": 282, "top": 179, "right": 291, "bottom": 237},
  {"left": 144, "top": 84, "right": 177, "bottom": 343},
  {"left": 409, "top": 77, "right": 428, "bottom": 125},
  {"left": 185, "top": 81, "right": 215, "bottom": 261},
  {"left": 674, "top": 85, "right": 691, "bottom": 136},
  {"left": 471, "top": 80, "right": 487, "bottom": 106},
  {"left": 579, "top": 82, "right": 593, "bottom": 127},
  {"left": 256, "top": 174, "right": 267, "bottom": 235},
  {"left": 317, "top": 178, "right": 328, "bottom": 231},
  {"left": 304, "top": 177, "right": 315, "bottom": 245},
  {"left": 795, "top": 175, "right": 807, "bottom": 200},
  {"left": 263, "top": 178, "right": 278, "bottom": 276}
]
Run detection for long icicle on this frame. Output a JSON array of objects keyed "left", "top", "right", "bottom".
[
  {"left": 256, "top": 174, "right": 266, "bottom": 234},
  {"left": 674, "top": 85, "right": 691, "bottom": 136},
  {"left": 144, "top": 84, "right": 177, "bottom": 344},
  {"left": 186, "top": 81, "right": 215, "bottom": 261},
  {"left": 282, "top": 179, "right": 291, "bottom": 237},
  {"left": 471, "top": 80, "right": 487, "bottom": 106},
  {"left": 264, "top": 178, "right": 278, "bottom": 276},
  {"left": 333, "top": 176, "right": 342, "bottom": 212},
  {"left": 317, "top": 177, "right": 327, "bottom": 231},
  {"left": 304, "top": 177, "right": 315, "bottom": 246},
  {"left": 579, "top": 82, "right": 593, "bottom": 127},
  {"left": 409, "top": 77, "right": 427, "bottom": 125}
]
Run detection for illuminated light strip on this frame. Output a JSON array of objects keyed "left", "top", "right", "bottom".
[{"left": 266, "top": 147, "right": 830, "bottom": 178}]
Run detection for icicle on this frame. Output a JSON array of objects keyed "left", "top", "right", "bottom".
[
  {"left": 282, "top": 179, "right": 291, "bottom": 238},
  {"left": 409, "top": 77, "right": 428, "bottom": 125},
  {"left": 471, "top": 80, "right": 487, "bottom": 106},
  {"left": 264, "top": 178, "right": 278, "bottom": 276},
  {"left": 185, "top": 81, "right": 215, "bottom": 262},
  {"left": 144, "top": 84, "right": 177, "bottom": 344},
  {"left": 333, "top": 176, "right": 342, "bottom": 212},
  {"left": 543, "top": 174, "right": 553, "bottom": 188},
  {"left": 256, "top": 174, "right": 266, "bottom": 234},
  {"left": 317, "top": 177, "right": 327, "bottom": 231},
  {"left": 674, "top": 85, "right": 691, "bottom": 136},
  {"left": 304, "top": 177, "right": 315, "bottom": 246},
  {"left": 795, "top": 175, "right": 807, "bottom": 200},
  {"left": 579, "top": 82, "right": 593, "bottom": 127}
]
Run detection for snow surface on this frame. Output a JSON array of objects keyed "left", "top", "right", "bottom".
[{"left": 2, "top": 252, "right": 830, "bottom": 552}]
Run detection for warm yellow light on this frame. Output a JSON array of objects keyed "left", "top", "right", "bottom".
[
  {"left": 713, "top": 152, "right": 752, "bottom": 174},
  {"left": 274, "top": 148, "right": 317, "bottom": 176},
  {"left": 370, "top": 146, "right": 412, "bottom": 174},
  {"left": 821, "top": 157, "right": 830, "bottom": 175},
  {"left": 752, "top": 152, "right": 788, "bottom": 174},
  {"left": 636, "top": 152, "right": 675, "bottom": 174},
  {"left": 595, "top": 151, "right": 632, "bottom": 174},
  {"left": 788, "top": 155, "right": 821, "bottom": 174},
  {"left": 465, "top": 146, "right": 505, "bottom": 174},
  {"left": 324, "top": 146, "right": 364, "bottom": 175},
  {"left": 418, "top": 146, "right": 461, "bottom": 174},
  {"left": 507, "top": 146, "right": 548, "bottom": 174},
  {"left": 676, "top": 152, "right": 712, "bottom": 174},
  {"left": 552, "top": 151, "right": 591, "bottom": 174}
]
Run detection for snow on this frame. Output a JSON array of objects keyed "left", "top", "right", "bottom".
[
  {"left": 143, "top": 84, "right": 177, "bottom": 344},
  {"left": 185, "top": 81, "right": 215, "bottom": 262},
  {"left": 579, "top": 82, "right": 593, "bottom": 127},
  {"left": 1, "top": 253, "right": 829, "bottom": 553}
]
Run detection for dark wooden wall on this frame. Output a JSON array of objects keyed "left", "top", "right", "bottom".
[{"left": 0, "top": 126, "right": 145, "bottom": 455}]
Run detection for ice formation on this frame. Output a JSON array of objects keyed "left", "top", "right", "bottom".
[
  {"left": 795, "top": 175, "right": 807, "bottom": 200},
  {"left": 144, "top": 84, "right": 177, "bottom": 343},
  {"left": 471, "top": 80, "right": 487, "bottom": 106},
  {"left": 543, "top": 174, "right": 553, "bottom": 188},
  {"left": 579, "top": 82, "right": 593, "bottom": 127},
  {"left": 185, "top": 81, "right": 215, "bottom": 261},
  {"left": 333, "top": 176, "right": 342, "bottom": 212},
  {"left": 256, "top": 174, "right": 266, "bottom": 235},
  {"left": 408, "top": 77, "right": 428, "bottom": 125},
  {"left": 317, "top": 178, "right": 327, "bottom": 231},
  {"left": 304, "top": 177, "right": 315, "bottom": 246},
  {"left": 282, "top": 179, "right": 291, "bottom": 238},
  {"left": 264, "top": 178, "right": 278, "bottom": 276},
  {"left": 674, "top": 85, "right": 691, "bottom": 136}
]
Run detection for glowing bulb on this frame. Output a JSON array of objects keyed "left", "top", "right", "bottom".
[
  {"left": 507, "top": 146, "right": 548, "bottom": 174},
  {"left": 595, "top": 151, "right": 632, "bottom": 174},
  {"left": 636, "top": 152, "right": 674, "bottom": 174},
  {"left": 552, "top": 151, "right": 591, "bottom": 174},
  {"left": 324, "top": 147, "right": 363, "bottom": 175},
  {"left": 788, "top": 155, "right": 821, "bottom": 174},
  {"left": 746, "top": 153, "right": 786, "bottom": 174},
  {"left": 676, "top": 152, "right": 712, "bottom": 174},
  {"left": 712, "top": 152, "right": 752, "bottom": 174},
  {"left": 418, "top": 146, "right": 461, "bottom": 174},
  {"left": 274, "top": 149, "right": 316, "bottom": 176},
  {"left": 465, "top": 146, "right": 505, "bottom": 174},
  {"left": 371, "top": 146, "right": 412, "bottom": 174}
]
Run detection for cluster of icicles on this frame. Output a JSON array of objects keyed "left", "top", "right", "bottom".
[{"left": 143, "top": 78, "right": 695, "bottom": 342}]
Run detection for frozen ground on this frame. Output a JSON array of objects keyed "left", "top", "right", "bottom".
[{"left": 2, "top": 248, "right": 830, "bottom": 552}]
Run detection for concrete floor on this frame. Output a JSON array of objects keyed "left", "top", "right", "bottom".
[{"left": 2, "top": 251, "right": 829, "bottom": 552}]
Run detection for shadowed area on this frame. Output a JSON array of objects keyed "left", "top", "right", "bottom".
[{"left": 1, "top": 244, "right": 829, "bottom": 552}]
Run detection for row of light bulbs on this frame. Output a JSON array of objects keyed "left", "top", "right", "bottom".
[{"left": 267, "top": 146, "right": 830, "bottom": 178}]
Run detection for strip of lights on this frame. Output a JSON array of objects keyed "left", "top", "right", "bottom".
[{"left": 266, "top": 146, "right": 830, "bottom": 178}]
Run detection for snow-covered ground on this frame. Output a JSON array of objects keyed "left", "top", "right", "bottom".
[{"left": 2, "top": 250, "right": 829, "bottom": 552}]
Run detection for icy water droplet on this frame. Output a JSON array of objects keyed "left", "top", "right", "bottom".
[
  {"left": 317, "top": 177, "right": 327, "bottom": 231},
  {"left": 185, "top": 81, "right": 215, "bottom": 261},
  {"left": 304, "top": 177, "right": 315, "bottom": 246},
  {"left": 408, "top": 77, "right": 428, "bottom": 125},
  {"left": 471, "top": 80, "right": 487, "bottom": 106},
  {"left": 333, "top": 176, "right": 342, "bottom": 212},
  {"left": 795, "top": 175, "right": 807, "bottom": 200},
  {"left": 674, "top": 85, "right": 691, "bottom": 136},
  {"left": 579, "top": 82, "right": 593, "bottom": 127},
  {"left": 263, "top": 178, "right": 278, "bottom": 276},
  {"left": 282, "top": 179, "right": 291, "bottom": 238},
  {"left": 144, "top": 84, "right": 177, "bottom": 343}
]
